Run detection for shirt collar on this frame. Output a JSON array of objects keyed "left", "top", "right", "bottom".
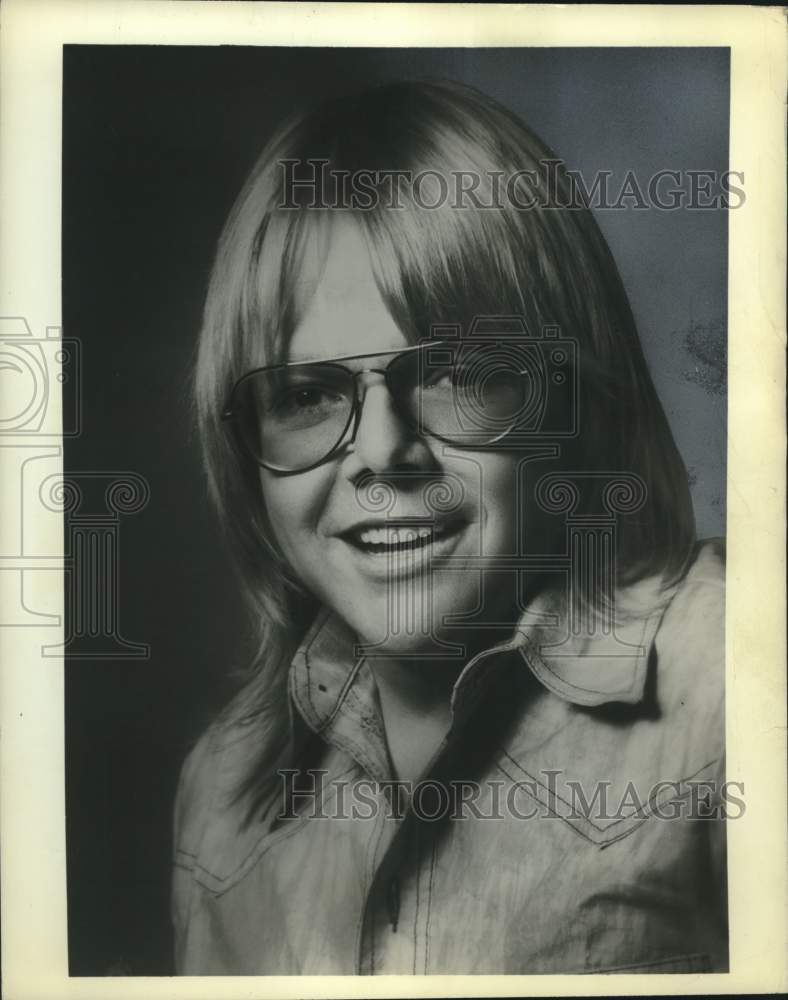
[{"left": 289, "top": 570, "right": 678, "bottom": 739}]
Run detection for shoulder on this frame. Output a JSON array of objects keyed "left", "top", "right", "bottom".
[
  {"left": 652, "top": 537, "right": 726, "bottom": 751},
  {"left": 172, "top": 722, "right": 226, "bottom": 862},
  {"left": 171, "top": 715, "right": 259, "bottom": 962},
  {"left": 173, "top": 699, "right": 289, "bottom": 862},
  {"left": 657, "top": 537, "right": 725, "bottom": 658},
  {"left": 172, "top": 714, "right": 251, "bottom": 838},
  {"left": 676, "top": 536, "right": 725, "bottom": 592}
]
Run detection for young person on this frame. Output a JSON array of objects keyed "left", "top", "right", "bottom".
[{"left": 173, "top": 79, "right": 727, "bottom": 974}]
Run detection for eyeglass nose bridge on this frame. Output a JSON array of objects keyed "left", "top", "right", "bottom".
[
  {"left": 353, "top": 368, "right": 388, "bottom": 382},
  {"left": 345, "top": 367, "right": 406, "bottom": 447}
]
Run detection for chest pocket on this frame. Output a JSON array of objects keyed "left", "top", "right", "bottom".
[{"left": 495, "top": 749, "right": 726, "bottom": 974}]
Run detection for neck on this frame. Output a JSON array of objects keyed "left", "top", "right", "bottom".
[
  {"left": 368, "top": 619, "right": 516, "bottom": 716},
  {"left": 369, "top": 655, "right": 461, "bottom": 718},
  {"left": 368, "top": 623, "right": 514, "bottom": 784}
]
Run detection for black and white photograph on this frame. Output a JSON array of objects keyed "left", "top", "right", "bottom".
[
  {"left": 1, "top": 3, "right": 786, "bottom": 997},
  {"left": 65, "top": 41, "right": 731, "bottom": 977}
]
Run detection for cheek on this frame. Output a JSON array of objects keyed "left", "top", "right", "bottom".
[
  {"left": 477, "top": 456, "right": 522, "bottom": 547},
  {"left": 485, "top": 491, "right": 518, "bottom": 553},
  {"left": 259, "top": 469, "right": 332, "bottom": 564}
]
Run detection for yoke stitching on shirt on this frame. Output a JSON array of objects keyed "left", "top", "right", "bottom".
[
  {"left": 503, "top": 749, "right": 642, "bottom": 830},
  {"left": 182, "top": 724, "right": 226, "bottom": 908},
  {"left": 495, "top": 756, "right": 597, "bottom": 844},
  {"left": 499, "top": 751, "right": 723, "bottom": 839},
  {"left": 193, "top": 763, "right": 357, "bottom": 891},
  {"left": 595, "top": 754, "right": 723, "bottom": 847},
  {"left": 502, "top": 749, "right": 650, "bottom": 833}
]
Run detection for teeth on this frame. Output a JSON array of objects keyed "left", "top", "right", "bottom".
[
  {"left": 358, "top": 526, "right": 397, "bottom": 545},
  {"left": 355, "top": 523, "right": 448, "bottom": 546}
]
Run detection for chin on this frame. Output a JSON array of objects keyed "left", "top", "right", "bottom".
[
  {"left": 337, "top": 591, "right": 471, "bottom": 657},
  {"left": 352, "top": 628, "right": 468, "bottom": 662}
]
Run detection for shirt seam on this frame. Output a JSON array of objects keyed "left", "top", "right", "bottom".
[
  {"left": 497, "top": 751, "right": 724, "bottom": 846},
  {"left": 192, "top": 762, "right": 357, "bottom": 894}
]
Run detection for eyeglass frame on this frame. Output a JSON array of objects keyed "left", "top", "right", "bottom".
[{"left": 221, "top": 339, "right": 524, "bottom": 474}]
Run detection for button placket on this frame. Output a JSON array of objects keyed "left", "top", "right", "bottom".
[
  {"left": 356, "top": 792, "right": 399, "bottom": 974},
  {"left": 412, "top": 819, "right": 435, "bottom": 974},
  {"left": 386, "top": 874, "right": 401, "bottom": 932},
  {"left": 360, "top": 801, "right": 440, "bottom": 973}
]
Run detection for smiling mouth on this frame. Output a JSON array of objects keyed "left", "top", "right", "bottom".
[{"left": 341, "top": 519, "right": 466, "bottom": 556}]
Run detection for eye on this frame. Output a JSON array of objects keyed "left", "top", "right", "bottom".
[
  {"left": 270, "top": 383, "right": 345, "bottom": 417},
  {"left": 422, "top": 365, "right": 472, "bottom": 390}
]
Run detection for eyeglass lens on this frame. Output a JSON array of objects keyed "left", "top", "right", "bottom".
[{"left": 231, "top": 343, "right": 537, "bottom": 471}]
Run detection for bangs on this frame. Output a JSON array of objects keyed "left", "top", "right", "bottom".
[
  {"left": 360, "top": 198, "right": 546, "bottom": 343},
  {"left": 243, "top": 199, "right": 553, "bottom": 374},
  {"left": 243, "top": 185, "right": 568, "bottom": 375},
  {"left": 234, "top": 78, "right": 590, "bottom": 374},
  {"left": 239, "top": 207, "right": 335, "bottom": 371}
]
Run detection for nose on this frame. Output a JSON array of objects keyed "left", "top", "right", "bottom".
[{"left": 345, "top": 373, "right": 431, "bottom": 474}]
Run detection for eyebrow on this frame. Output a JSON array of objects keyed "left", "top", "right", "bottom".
[{"left": 283, "top": 341, "right": 445, "bottom": 367}]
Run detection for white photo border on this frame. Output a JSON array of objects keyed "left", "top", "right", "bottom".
[{"left": 1, "top": 2, "right": 785, "bottom": 997}]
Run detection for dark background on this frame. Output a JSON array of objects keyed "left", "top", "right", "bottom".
[{"left": 63, "top": 46, "right": 729, "bottom": 975}]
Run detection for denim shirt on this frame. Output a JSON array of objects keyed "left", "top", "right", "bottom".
[{"left": 172, "top": 540, "right": 727, "bottom": 975}]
